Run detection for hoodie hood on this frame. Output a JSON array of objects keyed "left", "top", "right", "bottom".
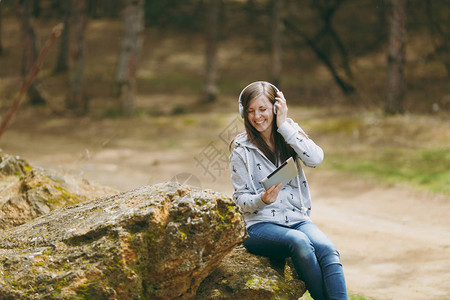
[{"left": 233, "top": 132, "right": 256, "bottom": 149}]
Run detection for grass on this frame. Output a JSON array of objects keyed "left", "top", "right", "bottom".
[
  {"left": 325, "top": 147, "right": 450, "bottom": 195},
  {"left": 290, "top": 108, "right": 450, "bottom": 197},
  {"left": 300, "top": 290, "right": 373, "bottom": 300}
]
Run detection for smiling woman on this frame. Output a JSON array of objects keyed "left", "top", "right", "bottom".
[
  {"left": 229, "top": 81, "right": 346, "bottom": 300},
  {"left": 247, "top": 95, "right": 275, "bottom": 143},
  {"left": 237, "top": 81, "right": 295, "bottom": 166}
]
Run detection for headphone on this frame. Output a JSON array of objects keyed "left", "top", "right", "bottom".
[{"left": 238, "top": 81, "right": 280, "bottom": 118}]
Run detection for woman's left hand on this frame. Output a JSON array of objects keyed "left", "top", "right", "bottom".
[{"left": 275, "top": 91, "right": 288, "bottom": 127}]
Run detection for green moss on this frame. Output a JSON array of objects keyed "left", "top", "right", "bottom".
[
  {"left": 172, "top": 211, "right": 187, "bottom": 223},
  {"left": 74, "top": 282, "right": 98, "bottom": 299},
  {"left": 74, "top": 284, "right": 88, "bottom": 300},
  {"left": 194, "top": 197, "right": 208, "bottom": 206},
  {"left": 178, "top": 229, "right": 187, "bottom": 241},
  {"left": 54, "top": 279, "right": 68, "bottom": 293},
  {"left": 215, "top": 203, "right": 237, "bottom": 230},
  {"left": 54, "top": 185, "right": 78, "bottom": 201},
  {"left": 11, "top": 281, "right": 20, "bottom": 287},
  {"left": 245, "top": 275, "right": 282, "bottom": 294}
]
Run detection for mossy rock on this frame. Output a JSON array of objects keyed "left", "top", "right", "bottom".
[
  {"left": 0, "top": 183, "right": 247, "bottom": 299},
  {"left": 195, "top": 245, "right": 306, "bottom": 300},
  {"left": 0, "top": 151, "right": 116, "bottom": 231}
]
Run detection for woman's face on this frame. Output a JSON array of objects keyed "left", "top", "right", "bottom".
[{"left": 247, "top": 95, "right": 274, "bottom": 136}]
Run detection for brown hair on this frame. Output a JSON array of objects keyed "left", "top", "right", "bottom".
[{"left": 235, "top": 82, "right": 296, "bottom": 165}]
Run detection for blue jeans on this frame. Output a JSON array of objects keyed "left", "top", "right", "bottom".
[{"left": 244, "top": 220, "right": 347, "bottom": 300}]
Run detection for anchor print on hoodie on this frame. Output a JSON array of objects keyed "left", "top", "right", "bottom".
[{"left": 230, "top": 118, "right": 324, "bottom": 228}]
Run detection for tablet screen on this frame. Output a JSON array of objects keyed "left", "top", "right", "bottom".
[{"left": 261, "top": 157, "right": 298, "bottom": 190}]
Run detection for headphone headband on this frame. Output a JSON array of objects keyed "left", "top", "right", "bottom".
[{"left": 238, "top": 81, "right": 280, "bottom": 118}]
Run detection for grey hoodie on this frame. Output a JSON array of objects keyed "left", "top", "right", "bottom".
[{"left": 230, "top": 118, "right": 324, "bottom": 228}]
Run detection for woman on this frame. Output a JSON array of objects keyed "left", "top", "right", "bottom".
[{"left": 229, "top": 81, "right": 347, "bottom": 300}]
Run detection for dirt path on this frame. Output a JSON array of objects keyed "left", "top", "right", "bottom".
[
  {"left": 308, "top": 171, "right": 450, "bottom": 300},
  {"left": 2, "top": 120, "right": 449, "bottom": 300}
]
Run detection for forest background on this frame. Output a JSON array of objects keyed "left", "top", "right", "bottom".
[{"left": 0, "top": 0, "right": 449, "bottom": 299}]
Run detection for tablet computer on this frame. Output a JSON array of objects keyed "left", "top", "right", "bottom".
[{"left": 261, "top": 157, "right": 298, "bottom": 190}]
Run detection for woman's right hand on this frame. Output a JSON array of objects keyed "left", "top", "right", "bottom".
[{"left": 261, "top": 183, "right": 282, "bottom": 204}]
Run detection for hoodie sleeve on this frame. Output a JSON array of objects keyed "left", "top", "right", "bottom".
[
  {"left": 230, "top": 149, "right": 267, "bottom": 213},
  {"left": 277, "top": 119, "right": 324, "bottom": 167}
]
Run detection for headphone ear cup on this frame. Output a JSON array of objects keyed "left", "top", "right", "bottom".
[
  {"left": 273, "top": 102, "right": 277, "bottom": 115},
  {"left": 239, "top": 102, "right": 244, "bottom": 118}
]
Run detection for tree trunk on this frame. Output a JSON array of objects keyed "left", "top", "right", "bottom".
[
  {"left": 270, "top": 0, "right": 283, "bottom": 87},
  {"left": 204, "top": 0, "right": 220, "bottom": 102},
  {"left": 87, "top": 0, "right": 99, "bottom": 18},
  {"left": 18, "top": 0, "right": 46, "bottom": 105},
  {"left": 425, "top": 0, "right": 450, "bottom": 78},
  {"left": 116, "top": 0, "right": 144, "bottom": 117},
  {"left": 54, "top": 0, "right": 71, "bottom": 74},
  {"left": 0, "top": 2, "right": 3, "bottom": 55},
  {"left": 386, "top": 0, "right": 406, "bottom": 114},
  {"left": 246, "top": 0, "right": 256, "bottom": 24},
  {"left": 284, "top": 19, "right": 355, "bottom": 95},
  {"left": 66, "top": 0, "right": 87, "bottom": 113},
  {"left": 144, "top": 0, "right": 152, "bottom": 27},
  {"left": 32, "top": 0, "right": 41, "bottom": 18},
  {"left": 283, "top": 0, "right": 355, "bottom": 95}
]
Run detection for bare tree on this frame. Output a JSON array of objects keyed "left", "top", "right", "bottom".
[
  {"left": 54, "top": 0, "right": 71, "bottom": 74},
  {"left": 0, "top": 24, "right": 63, "bottom": 140},
  {"left": 270, "top": 0, "right": 283, "bottom": 87},
  {"left": 116, "top": 0, "right": 144, "bottom": 117},
  {"left": 18, "top": 0, "right": 46, "bottom": 105},
  {"left": 66, "top": 0, "right": 88, "bottom": 113},
  {"left": 284, "top": 0, "right": 355, "bottom": 95},
  {"left": 204, "top": 0, "right": 221, "bottom": 102},
  {"left": 386, "top": 0, "right": 406, "bottom": 114}
]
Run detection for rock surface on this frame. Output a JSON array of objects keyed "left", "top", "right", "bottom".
[
  {"left": 0, "top": 182, "right": 247, "bottom": 299},
  {"left": 0, "top": 152, "right": 306, "bottom": 299},
  {"left": 195, "top": 245, "right": 306, "bottom": 300},
  {"left": 0, "top": 151, "right": 116, "bottom": 231}
]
